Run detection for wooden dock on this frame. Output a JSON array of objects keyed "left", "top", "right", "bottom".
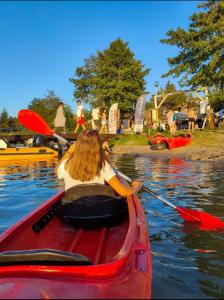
[{"left": 0, "top": 133, "right": 117, "bottom": 143}]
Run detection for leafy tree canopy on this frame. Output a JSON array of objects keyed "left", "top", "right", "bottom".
[
  {"left": 159, "top": 81, "right": 188, "bottom": 109},
  {"left": 209, "top": 88, "right": 224, "bottom": 111},
  {"left": 147, "top": 81, "right": 192, "bottom": 110},
  {"left": 28, "top": 90, "right": 75, "bottom": 131},
  {"left": 70, "top": 38, "right": 150, "bottom": 112},
  {"left": 161, "top": 0, "right": 224, "bottom": 91}
]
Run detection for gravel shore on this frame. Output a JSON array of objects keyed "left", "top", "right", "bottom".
[{"left": 112, "top": 145, "right": 224, "bottom": 161}]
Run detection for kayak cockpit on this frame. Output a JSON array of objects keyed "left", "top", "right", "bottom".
[
  {"left": 0, "top": 190, "right": 151, "bottom": 299},
  {"left": 0, "top": 186, "right": 130, "bottom": 266}
]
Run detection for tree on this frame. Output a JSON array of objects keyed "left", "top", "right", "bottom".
[
  {"left": 28, "top": 90, "right": 75, "bottom": 131},
  {"left": 0, "top": 108, "right": 9, "bottom": 129},
  {"left": 72, "top": 55, "right": 98, "bottom": 104},
  {"left": 159, "top": 82, "right": 188, "bottom": 109},
  {"left": 148, "top": 82, "right": 190, "bottom": 110},
  {"left": 70, "top": 38, "right": 150, "bottom": 112},
  {"left": 209, "top": 89, "right": 224, "bottom": 111},
  {"left": 8, "top": 117, "right": 21, "bottom": 131},
  {"left": 161, "top": 0, "right": 224, "bottom": 91}
]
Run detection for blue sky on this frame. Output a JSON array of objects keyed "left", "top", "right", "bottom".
[{"left": 0, "top": 1, "right": 198, "bottom": 117}]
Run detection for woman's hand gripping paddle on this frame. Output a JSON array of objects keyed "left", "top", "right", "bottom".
[
  {"left": 18, "top": 109, "right": 68, "bottom": 144},
  {"left": 18, "top": 109, "right": 224, "bottom": 231},
  {"left": 116, "top": 170, "right": 224, "bottom": 231}
]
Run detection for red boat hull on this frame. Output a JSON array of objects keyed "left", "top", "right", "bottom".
[
  {"left": 0, "top": 191, "right": 151, "bottom": 299},
  {"left": 165, "top": 134, "right": 192, "bottom": 149},
  {"left": 149, "top": 133, "right": 192, "bottom": 149}
]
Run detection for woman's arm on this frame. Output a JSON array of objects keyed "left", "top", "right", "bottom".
[{"left": 107, "top": 175, "right": 142, "bottom": 197}]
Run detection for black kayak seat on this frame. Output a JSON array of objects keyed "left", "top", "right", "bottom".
[
  {"left": 59, "top": 184, "right": 128, "bottom": 229},
  {"left": 63, "top": 183, "right": 117, "bottom": 203},
  {"left": 0, "top": 249, "right": 92, "bottom": 266}
]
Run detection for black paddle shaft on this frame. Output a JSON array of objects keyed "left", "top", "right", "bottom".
[
  {"left": 141, "top": 186, "right": 159, "bottom": 198},
  {"left": 115, "top": 169, "right": 177, "bottom": 209}
]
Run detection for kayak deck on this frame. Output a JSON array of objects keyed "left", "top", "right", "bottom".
[
  {"left": 0, "top": 147, "right": 58, "bottom": 160},
  {"left": 0, "top": 191, "right": 151, "bottom": 299},
  {"left": 165, "top": 134, "right": 192, "bottom": 149}
]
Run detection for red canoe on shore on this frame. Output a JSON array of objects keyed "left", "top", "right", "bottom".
[
  {"left": 0, "top": 190, "right": 151, "bottom": 299},
  {"left": 148, "top": 133, "right": 192, "bottom": 150}
]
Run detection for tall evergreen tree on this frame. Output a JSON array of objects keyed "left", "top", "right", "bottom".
[
  {"left": 8, "top": 117, "right": 20, "bottom": 131},
  {"left": 70, "top": 38, "right": 150, "bottom": 112},
  {"left": 0, "top": 108, "right": 9, "bottom": 129},
  {"left": 161, "top": 0, "right": 224, "bottom": 91}
]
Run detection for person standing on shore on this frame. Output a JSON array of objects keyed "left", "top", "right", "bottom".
[
  {"left": 91, "top": 107, "right": 100, "bottom": 131},
  {"left": 166, "top": 108, "right": 176, "bottom": 135},
  {"left": 53, "top": 102, "right": 66, "bottom": 134},
  {"left": 188, "top": 106, "right": 196, "bottom": 133},
  {"left": 74, "top": 100, "right": 86, "bottom": 133},
  {"left": 99, "top": 108, "right": 108, "bottom": 133},
  {"left": 208, "top": 107, "right": 215, "bottom": 129}
]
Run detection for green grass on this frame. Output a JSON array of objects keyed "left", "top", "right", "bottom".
[
  {"left": 188, "top": 128, "right": 224, "bottom": 148},
  {"left": 2, "top": 128, "right": 224, "bottom": 149},
  {"left": 109, "top": 128, "right": 224, "bottom": 148},
  {"left": 109, "top": 133, "right": 149, "bottom": 147}
]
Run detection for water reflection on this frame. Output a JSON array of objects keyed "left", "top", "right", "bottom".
[
  {"left": 0, "top": 155, "right": 224, "bottom": 299},
  {"left": 111, "top": 154, "right": 224, "bottom": 299},
  {"left": 0, "top": 159, "right": 61, "bottom": 231}
]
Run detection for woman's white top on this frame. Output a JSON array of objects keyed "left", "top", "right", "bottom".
[
  {"left": 57, "top": 159, "right": 116, "bottom": 191},
  {"left": 77, "top": 105, "right": 84, "bottom": 118},
  {"left": 166, "top": 110, "right": 174, "bottom": 124},
  {"left": 92, "top": 108, "right": 100, "bottom": 120},
  {"left": 101, "top": 112, "right": 107, "bottom": 125}
]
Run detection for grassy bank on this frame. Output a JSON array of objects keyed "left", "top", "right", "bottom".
[
  {"left": 1, "top": 128, "right": 224, "bottom": 149},
  {"left": 109, "top": 133, "right": 149, "bottom": 147},
  {"left": 110, "top": 129, "right": 224, "bottom": 148},
  {"left": 188, "top": 129, "right": 224, "bottom": 148}
]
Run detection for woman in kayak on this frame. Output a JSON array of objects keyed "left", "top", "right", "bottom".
[{"left": 56, "top": 130, "right": 142, "bottom": 196}]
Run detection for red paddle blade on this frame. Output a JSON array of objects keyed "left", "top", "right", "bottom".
[
  {"left": 18, "top": 109, "right": 54, "bottom": 135},
  {"left": 177, "top": 207, "right": 224, "bottom": 231}
]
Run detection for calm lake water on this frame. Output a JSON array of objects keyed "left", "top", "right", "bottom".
[{"left": 0, "top": 155, "right": 224, "bottom": 299}]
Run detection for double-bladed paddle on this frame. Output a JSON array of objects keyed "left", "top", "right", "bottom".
[
  {"left": 18, "top": 109, "right": 224, "bottom": 231},
  {"left": 115, "top": 170, "right": 224, "bottom": 231},
  {"left": 18, "top": 109, "right": 68, "bottom": 144}
]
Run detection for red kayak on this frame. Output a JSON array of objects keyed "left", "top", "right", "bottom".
[
  {"left": 0, "top": 190, "right": 151, "bottom": 299},
  {"left": 148, "top": 133, "right": 192, "bottom": 150}
]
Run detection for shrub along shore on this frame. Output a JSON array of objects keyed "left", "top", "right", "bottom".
[{"left": 110, "top": 129, "right": 224, "bottom": 162}]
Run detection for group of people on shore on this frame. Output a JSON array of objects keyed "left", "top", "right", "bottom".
[
  {"left": 56, "top": 129, "right": 142, "bottom": 196},
  {"left": 52, "top": 100, "right": 143, "bottom": 197},
  {"left": 53, "top": 100, "right": 108, "bottom": 134},
  {"left": 53, "top": 99, "right": 211, "bottom": 137},
  {"left": 165, "top": 106, "right": 197, "bottom": 135}
]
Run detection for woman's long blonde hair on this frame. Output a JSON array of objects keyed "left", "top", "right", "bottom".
[{"left": 65, "top": 130, "right": 107, "bottom": 182}]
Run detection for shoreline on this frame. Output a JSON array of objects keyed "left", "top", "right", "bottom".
[{"left": 112, "top": 145, "right": 224, "bottom": 162}]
